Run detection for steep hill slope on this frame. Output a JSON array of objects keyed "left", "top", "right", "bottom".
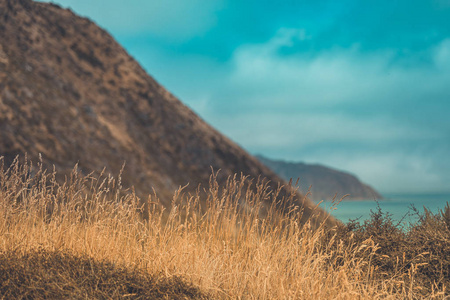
[
  {"left": 257, "top": 155, "right": 383, "bottom": 201},
  {"left": 0, "top": 0, "right": 330, "bottom": 222}
]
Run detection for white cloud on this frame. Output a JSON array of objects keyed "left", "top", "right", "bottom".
[
  {"left": 433, "top": 38, "right": 450, "bottom": 69},
  {"left": 211, "top": 112, "right": 440, "bottom": 151},
  {"left": 184, "top": 30, "right": 450, "bottom": 193},
  {"left": 226, "top": 28, "right": 450, "bottom": 110},
  {"left": 128, "top": 29, "right": 450, "bottom": 194}
]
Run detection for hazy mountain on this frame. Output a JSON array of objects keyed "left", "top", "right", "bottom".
[
  {"left": 0, "top": 0, "right": 332, "bottom": 223},
  {"left": 257, "top": 155, "right": 382, "bottom": 201}
]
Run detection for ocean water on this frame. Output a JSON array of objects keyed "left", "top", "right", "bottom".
[{"left": 319, "top": 193, "right": 450, "bottom": 225}]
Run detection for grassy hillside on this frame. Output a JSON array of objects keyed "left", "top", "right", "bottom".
[{"left": 0, "top": 157, "right": 448, "bottom": 299}]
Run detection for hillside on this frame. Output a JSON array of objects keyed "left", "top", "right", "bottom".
[
  {"left": 257, "top": 155, "right": 383, "bottom": 201},
  {"left": 0, "top": 0, "right": 332, "bottom": 222}
]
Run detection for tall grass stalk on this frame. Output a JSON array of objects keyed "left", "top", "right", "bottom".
[{"left": 0, "top": 157, "right": 446, "bottom": 299}]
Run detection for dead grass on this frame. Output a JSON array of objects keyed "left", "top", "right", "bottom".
[
  {"left": 0, "top": 156, "right": 448, "bottom": 299},
  {"left": 0, "top": 249, "right": 206, "bottom": 299},
  {"left": 329, "top": 202, "right": 450, "bottom": 298}
]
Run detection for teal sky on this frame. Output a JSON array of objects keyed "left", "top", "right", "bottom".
[{"left": 41, "top": 0, "right": 450, "bottom": 194}]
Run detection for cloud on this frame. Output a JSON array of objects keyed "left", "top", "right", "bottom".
[
  {"left": 213, "top": 113, "right": 440, "bottom": 149},
  {"left": 205, "top": 109, "right": 449, "bottom": 193},
  {"left": 434, "top": 38, "right": 450, "bottom": 68},
  {"left": 182, "top": 29, "right": 450, "bottom": 193},
  {"left": 224, "top": 28, "right": 450, "bottom": 112}
]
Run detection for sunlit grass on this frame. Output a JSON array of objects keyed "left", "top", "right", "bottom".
[{"left": 0, "top": 156, "right": 447, "bottom": 299}]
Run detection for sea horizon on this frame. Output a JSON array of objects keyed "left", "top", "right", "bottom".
[{"left": 319, "top": 192, "right": 450, "bottom": 225}]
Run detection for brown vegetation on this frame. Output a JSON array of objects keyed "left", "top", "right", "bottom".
[
  {"left": 0, "top": 0, "right": 293, "bottom": 205},
  {"left": 0, "top": 0, "right": 331, "bottom": 225},
  {"left": 330, "top": 203, "right": 450, "bottom": 298},
  {"left": 0, "top": 157, "right": 448, "bottom": 299},
  {"left": 0, "top": 249, "right": 206, "bottom": 299}
]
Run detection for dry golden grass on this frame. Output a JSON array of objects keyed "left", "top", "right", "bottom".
[{"left": 0, "top": 156, "right": 447, "bottom": 299}]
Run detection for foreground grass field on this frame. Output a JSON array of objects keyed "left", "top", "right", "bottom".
[{"left": 0, "top": 157, "right": 448, "bottom": 299}]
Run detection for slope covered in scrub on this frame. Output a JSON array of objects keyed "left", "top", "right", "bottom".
[{"left": 0, "top": 0, "right": 326, "bottom": 223}]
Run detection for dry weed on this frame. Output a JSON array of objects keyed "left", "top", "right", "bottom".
[{"left": 0, "top": 157, "right": 447, "bottom": 299}]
